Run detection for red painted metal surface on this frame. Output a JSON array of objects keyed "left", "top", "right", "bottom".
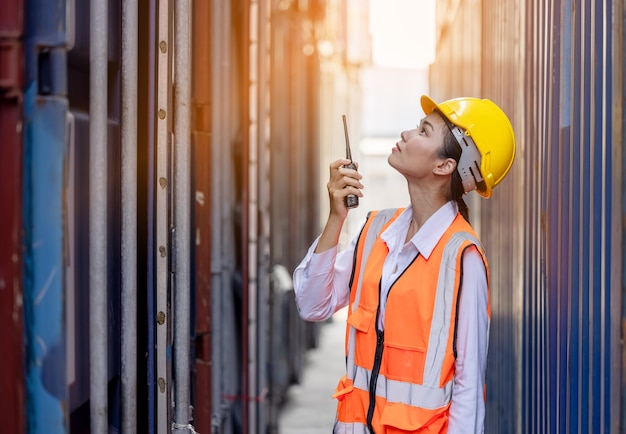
[
  {"left": 0, "top": 98, "right": 25, "bottom": 434},
  {"left": 0, "top": 1, "right": 25, "bottom": 431},
  {"left": 0, "top": 0, "right": 22, "bottom": 38}
]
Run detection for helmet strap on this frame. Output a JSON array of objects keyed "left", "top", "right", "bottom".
[{"left": 449, "top": 126, "right": 486, "bottom": 193}]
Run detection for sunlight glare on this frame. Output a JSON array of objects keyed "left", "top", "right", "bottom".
[{"left": 369, "top": 0, "right": 436, "bottom": 69}]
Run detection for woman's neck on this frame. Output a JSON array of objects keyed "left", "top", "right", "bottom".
[{"left": 406, "top": 182, "right": 448, "bottom": 231}]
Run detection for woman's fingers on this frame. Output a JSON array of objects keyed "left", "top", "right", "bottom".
[{"left": 327, "top": 160, "right": 363, "bottom": 216}]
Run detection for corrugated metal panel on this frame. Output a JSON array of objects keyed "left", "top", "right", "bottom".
[
  {"left": 617, "top": 5, "right": 625, "bottom": 432},
  {"left": 140, "top": 0, "right": 159, "bottom": 430},
  {"left": 268, "top": 0, "right": 324, "bottom": 389},
  {"left": 0, "top": 1, "right": 25, "bottom": 431},
  {"left": 430, "top": 0, "right": 622, "bottom": 432},
  {"left": 480, "top": 3, "right": 525, "bottom": 433},
  {"left": 431, "top": 0, "right": 482, "bottom": 99},
  {"left": 209, "top": 2, "right": 243, "bottom": 432},
  {"left": 270, "top": 6, "right": 319, "bottom": 273},
  {"left": 191, "top": 2, "right": 212, "bottom": 432},
  {"left": 256, "top": 0, "right": 273, "bottom": 430},
  {"left": 63, "top": 2, "right": 124, "bottom": 430}
]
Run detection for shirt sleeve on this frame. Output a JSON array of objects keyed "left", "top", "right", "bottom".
[
  {"left": 448, "top": 245, "right": 489, "bottom": 434},
  {"left": 292, "top": 235, "right": 357, "bottom": 322}
]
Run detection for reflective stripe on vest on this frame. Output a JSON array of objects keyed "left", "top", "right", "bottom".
[
  {"left": 352, "top": 365, "right": 453, "bottom": 409},
  {"left": 346, "top": 209, "right": 403, "bottom": 380},
  {"left": 423, "top": 231, "right": 482, "bottom": 390},
  {"left": 334, "top": 421, "right": 370, "bottom": 434}
]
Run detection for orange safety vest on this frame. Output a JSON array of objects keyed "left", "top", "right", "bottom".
[{"left": 332, "top": 208, "right": 489, "bottom": 434}]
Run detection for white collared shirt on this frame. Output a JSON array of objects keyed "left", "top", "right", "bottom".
[{"left": 293, "top": 201, "right": 489, "bottom": 433}]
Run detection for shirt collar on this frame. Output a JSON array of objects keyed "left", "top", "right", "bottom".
[{"left": 380, "top": 201, "right": 459, "bottom": 260}]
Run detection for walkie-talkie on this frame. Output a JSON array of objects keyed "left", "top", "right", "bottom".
[{"left": 342, "top": 115, "right": 359, "bottom": 209}]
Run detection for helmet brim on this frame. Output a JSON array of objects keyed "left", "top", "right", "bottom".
[{"left": 420, "top": 95, "right": 440, "bottom": 117}]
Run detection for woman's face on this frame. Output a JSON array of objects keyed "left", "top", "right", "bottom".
[{"left": 388, "top": 111, "right": 448, "bottom": 181}]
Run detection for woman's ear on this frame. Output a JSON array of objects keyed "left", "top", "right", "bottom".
[{"left": 434, "top": 157, "right": 457, "bottom": 176}]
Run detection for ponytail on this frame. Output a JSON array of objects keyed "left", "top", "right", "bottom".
[{"left": 451, "top": 169, "right": 469, "bottom": 222}]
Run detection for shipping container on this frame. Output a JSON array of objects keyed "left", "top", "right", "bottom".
[
  {"left": 5, "top": 0, "right": 360, "bottom": 433},
  {"left": 430, "top": 0, "right": 623, "bottom": 432},
  {"left": 0, "top": 0, "right": 25, "bottom": 431}
]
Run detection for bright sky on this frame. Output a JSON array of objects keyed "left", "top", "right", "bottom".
[{"left": 368, "top": 0, "right": 436, "bottom": 69}]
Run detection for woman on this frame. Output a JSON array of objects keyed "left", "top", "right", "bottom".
[{"left": 293, "top": 95, "right": 516, "bottom": 433}]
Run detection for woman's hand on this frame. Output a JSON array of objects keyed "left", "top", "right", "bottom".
[
  {"left": 326, "top": 159, "right": 363, "bottom": 220},
  {"left": 314, "top": 159, "right": 363, "bottom": 254}
]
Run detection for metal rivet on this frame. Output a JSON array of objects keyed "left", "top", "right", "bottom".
[
  {"left": 159, "top": 177, "right": 167, "bottom": 189},
  {"left": 156, "top": 311, "right": 166, "bottom": 325},
  {"left": 160, "top": 41, "right": 167, "bottom": 53},
  {"left": 159, "top": 246, "right": 166, "bottom": 257},
  {"left": 158, "top": 377, "right": 166, "bottom": 392},
  {"left": 158, "top": 109, "right": 166, "bottom": 119}
]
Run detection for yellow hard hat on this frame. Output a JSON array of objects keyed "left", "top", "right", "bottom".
[{"left": 420, "top": 95, "right": 516, "bottom": 198}]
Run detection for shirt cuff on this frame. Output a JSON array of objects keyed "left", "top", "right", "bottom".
[{"left": 295, "top": 236, "right": 338, "bottom": 278}]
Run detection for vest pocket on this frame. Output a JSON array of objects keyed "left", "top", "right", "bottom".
[
  {"left": 347, "top": 305, "right": 376, "bottom": 334},
  {"left": 380, "top": 400, "right": 450, "bottom": 433},
  {"left": 332, "top": 375, "right": 354, "bottom": 424},
  {"left": 382, "top": 342, "right": 426, "bottom": 384}
]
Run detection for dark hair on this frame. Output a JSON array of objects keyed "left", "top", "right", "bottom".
[{"left": 436, "top": 111, "right": 469, "bottom": 222}]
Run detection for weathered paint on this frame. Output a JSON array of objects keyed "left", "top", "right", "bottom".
[
  {"left": 430, "top": 0, "right": 623, "bottom": 432},
  {"left": 23, "top": 91, "right": 68, "bottom": 433},
  {"left": 22, "top": 0, "right": 69, "bottom": 432},
  {"left": 0, "top": 0, "right": 25, "bottom": 431}
]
